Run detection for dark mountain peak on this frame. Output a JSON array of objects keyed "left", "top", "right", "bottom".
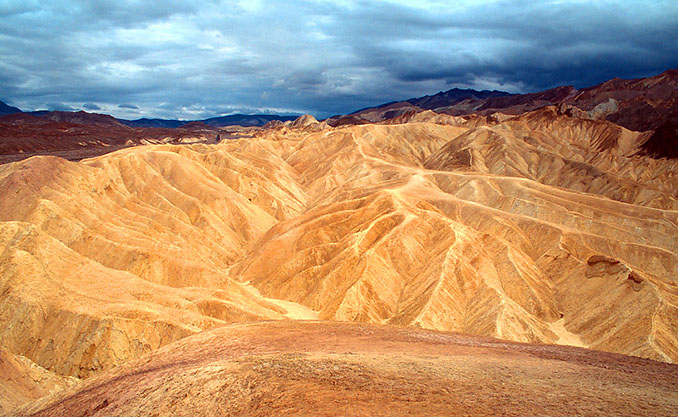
[
  {"left": 0, "top": 100, "right": 22, "bottom": 116},
  {"left": 201, "top": 114, "right": 298, "bottom": 127},
  {"left": 120, "top": 118, "right": 186, "bottom": 128},
  {"left": 120, "top": 114, "right": 298, "bottom": 128},
  {"left": 406, "top": 87, "right": 510, "bottom": 110}
]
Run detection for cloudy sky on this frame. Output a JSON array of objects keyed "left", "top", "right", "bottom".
[{"left": 1, "top": 0, "right": 676, "bottom": 120}]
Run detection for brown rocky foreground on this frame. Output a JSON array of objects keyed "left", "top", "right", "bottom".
[{"left": 10, "top": 321, "right": 678, "bottom": 417}]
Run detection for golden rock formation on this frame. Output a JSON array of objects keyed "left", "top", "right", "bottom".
[
  {"left": 234, "top": 113, "right": 677, "bottom": 362},
  {"left": 0, "top": 107, "right": 677, "bottom": 412}
]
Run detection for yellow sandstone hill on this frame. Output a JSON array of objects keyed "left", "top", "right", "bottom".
[{"left": 0, "top": 107, "right": 677, "bottom": 412}]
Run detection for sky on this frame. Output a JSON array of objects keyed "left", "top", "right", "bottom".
[{"left": 1, "top": 0, "right": 676, "bottom": 120}]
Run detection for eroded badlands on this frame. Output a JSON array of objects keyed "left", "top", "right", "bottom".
[{"left": 1, "top": 108, "right": 677, "bottom": 413}]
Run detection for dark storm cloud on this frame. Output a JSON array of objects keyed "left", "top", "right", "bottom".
[
  {"left": 1, "top": 0, "right": 676, "bottom": 119},
  {"left": 335, "top": 0, "right": 678, "bottom": 91}
]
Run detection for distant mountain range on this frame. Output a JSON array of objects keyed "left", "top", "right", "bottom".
[
  {"left": 2, "top": 68, "right": 677, "bottom": 135},
  {"left": 0, "top": 104, "right": 304, "bottom": 163},
  {"left": 120, "top": 114, "right": 298, "bottom": 128},
  {"left": 326, "top": 69, "right": 678, "bottom": 133},
  {"left": 405, "top": 87, "right": 511, "bottom": 109},
  {"left": 0, "top": 103, "right": 299, "bottom": 128}
]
